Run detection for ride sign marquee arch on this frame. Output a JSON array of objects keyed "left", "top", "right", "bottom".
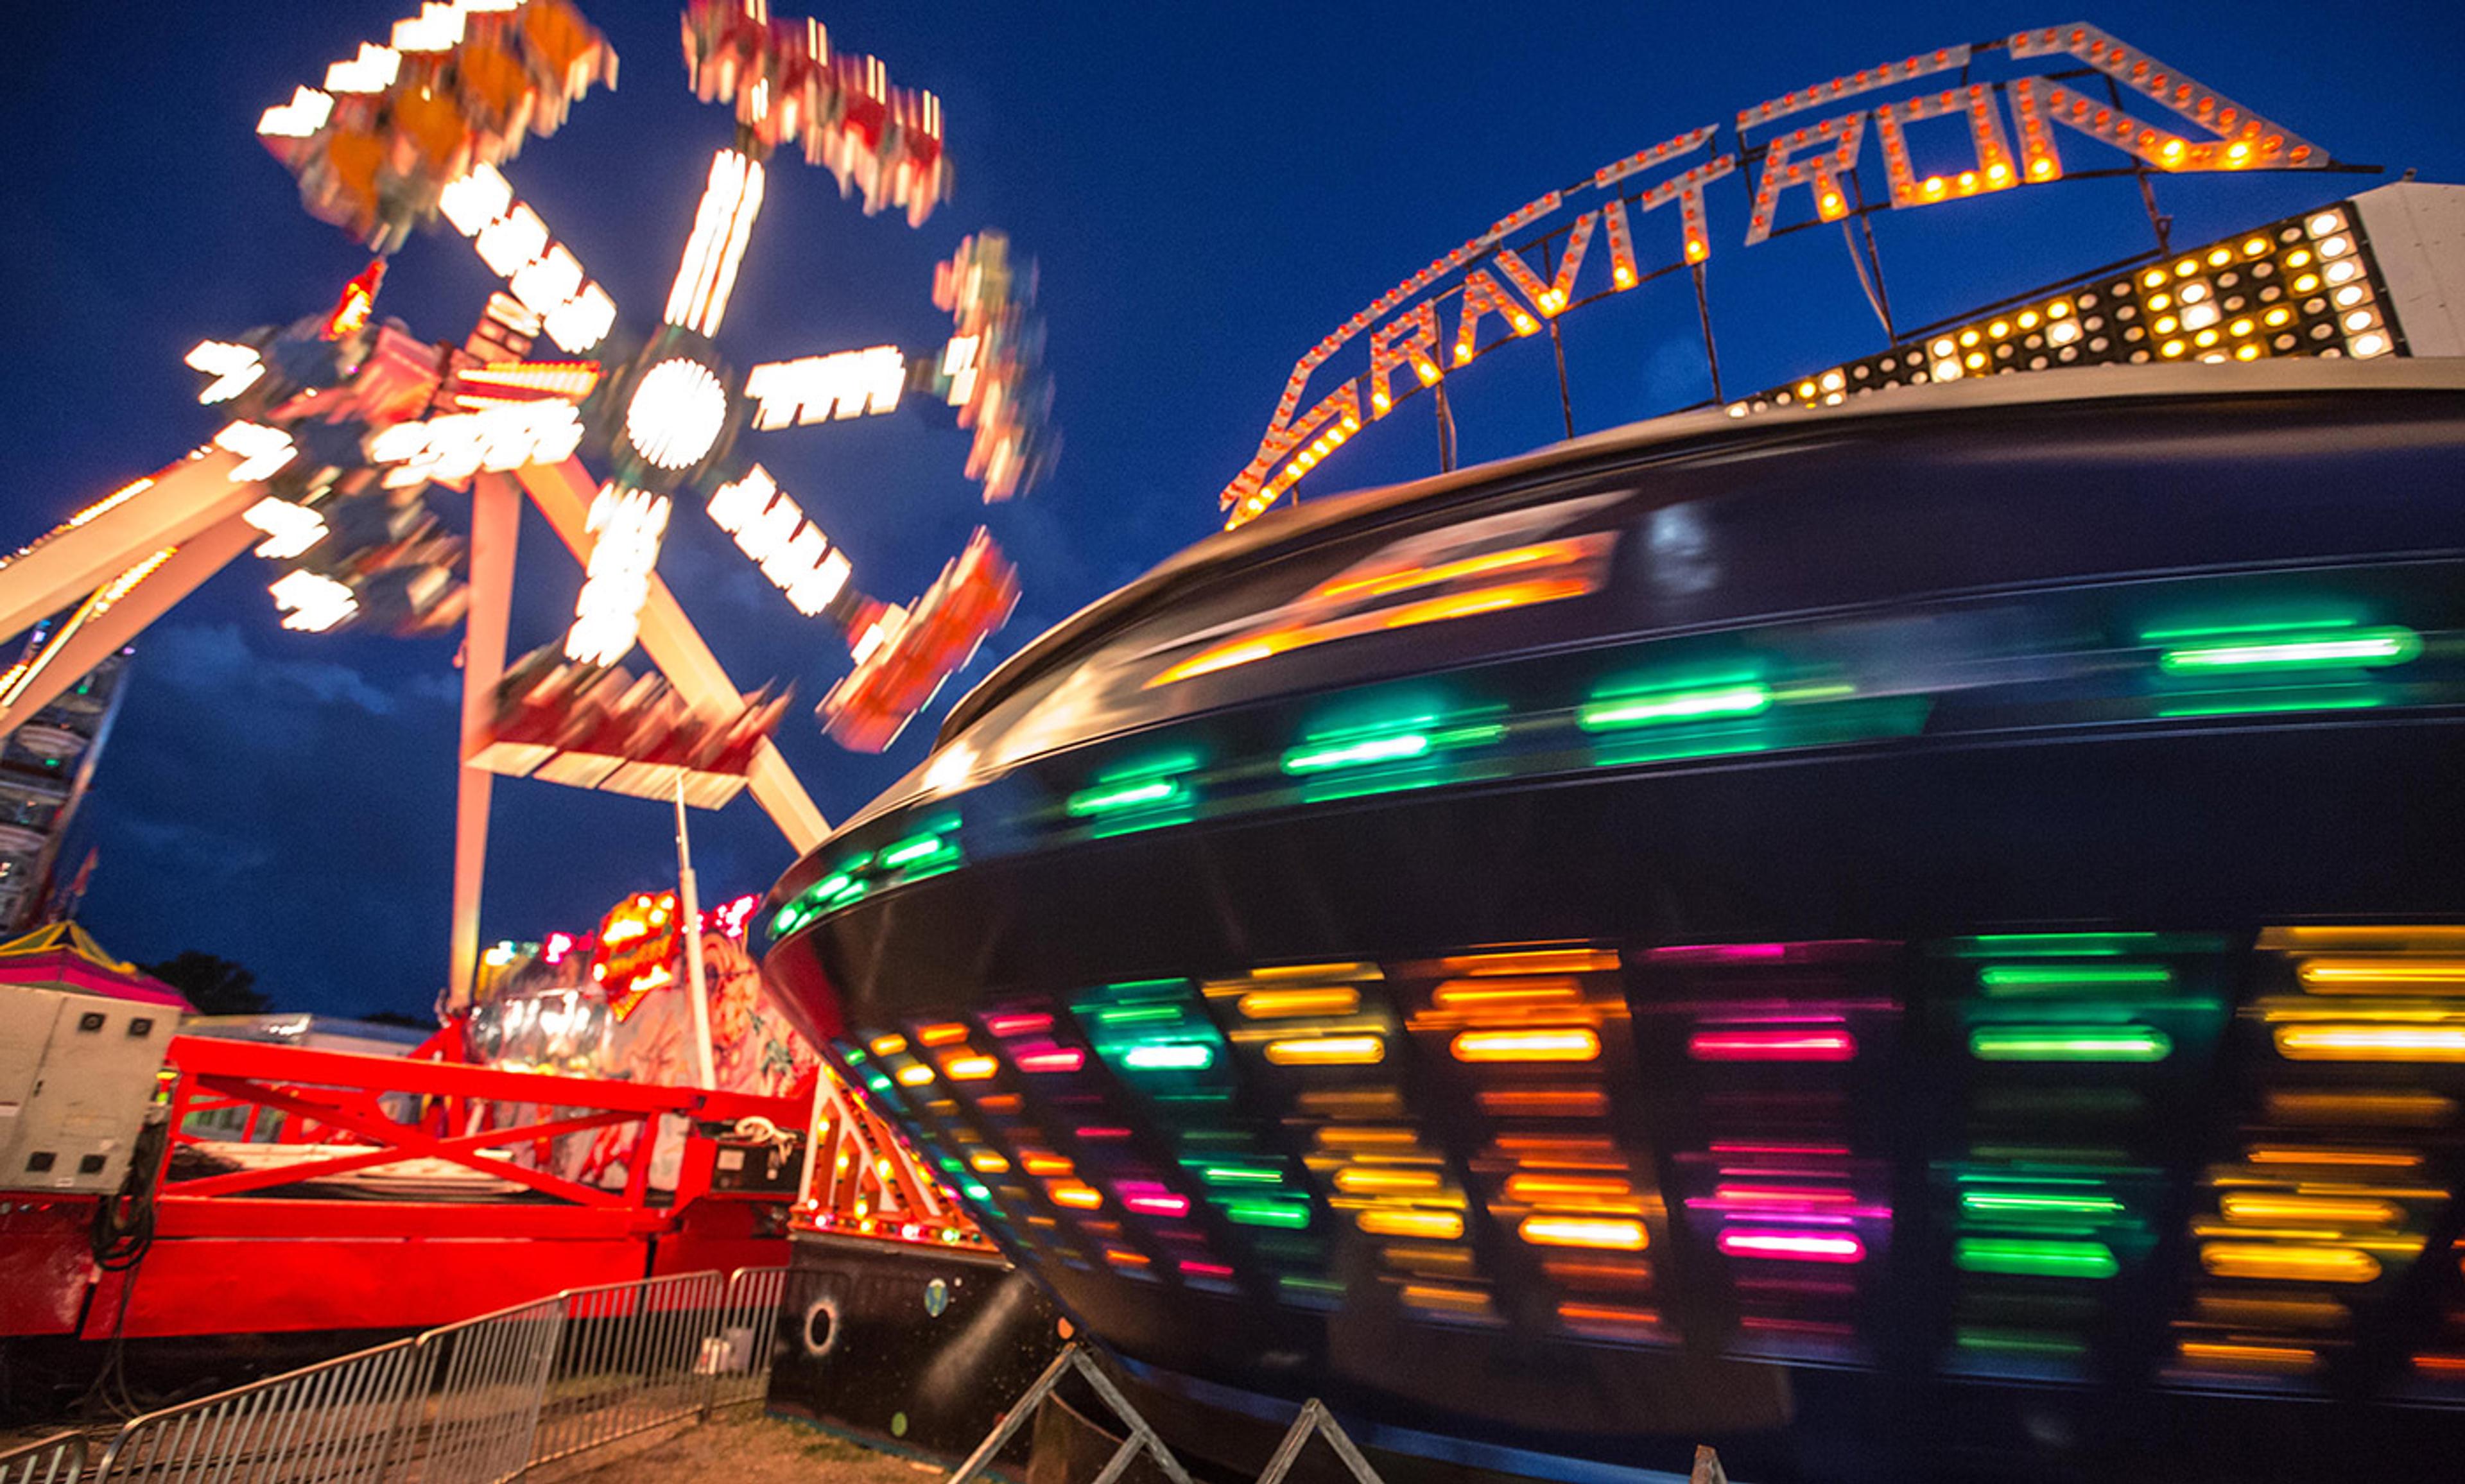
[{"left": 1216, "top": 22, "right": 2345, "bottom": 530}]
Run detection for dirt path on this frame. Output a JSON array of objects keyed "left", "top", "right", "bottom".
[{"left": 553, "top": 1413, "right": 947, "bottom": 1484}]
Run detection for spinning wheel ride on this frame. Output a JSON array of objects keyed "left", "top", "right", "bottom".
[{"left": 0, "top": 0, "right": 1054, "bottom": 1005}]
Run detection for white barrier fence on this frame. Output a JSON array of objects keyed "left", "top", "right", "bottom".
[{"left": 68, "top": 1266, "right": 781, "bottom": 1483}]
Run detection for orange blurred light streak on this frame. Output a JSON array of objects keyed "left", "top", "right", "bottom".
[
  {"left": 1435, "top": 949, "right": 1622, "bottom": 976},
  {"left": 945, "top": 1055, "right": 998, "bottom": 1080},
  {"left": 2220, "top": 1194, "right": 2403, "bottom": 1227},
  {"left": 1505, "top": 1174, "right": 1634, "bottom": 1201},
  {"left": 1556, "top": 1302, "right": 1662, "bottom": 1328},
  {"left": 1238, "top": 987, "right": 1362, "bottom": 1019},
  {"left": 1478, "top": 1089, "right": 1609, "bottom": 1117},
  {"left": 1265, "top": 1035, "right": 1387, "bottom": 1066},
  {"left": 1050, "top": 1183, "right": 1103, "bottom": 1209},
  {"left": 1021, "top": 1152, "right": 1074, "bottom": 1176},
  {"left": 1453, "top": 1028, "right": 1602, "bottom": 1063},
  {"left": 917, "top": 1022, "right": 971, "bottom": 1044},
  {"left": 1335, "top": 1168, "right": 1444, "bottom": 1195},
  {"left": 1399, "top": 1283, "right": 1494, "bottom": 1315},
  {"left": 2177, "top": 1341, "right": 2319, "bottom": 1369},
  {"left": 2275, "top": 1024, "right": 2465, "bottom": 1061},
  {"left": 1431, "top": 977, "right": 1586, "bottom": 1010},
  {"left": 2247, "top": 1146, "right": 2421, "bottom": 1168},
  {"left": 2298, "top": 958, "right": 2465, "bottom": 992},
  {"left": 1519, "top": 1216, "right": 1649, "bottom": 1250},
  {"left": 2200, "top": 1242, "right": 2382, "bottom": 1282},
  {"left": 1317, "top": 541, "right": 1591, "bottom": 601},
  {"left": 1543, "top": 1259, "right": 1654, "bottom": 1289},
  {"left": 1358, "top": 1209, "right": 1465, "bottom": 1239}
]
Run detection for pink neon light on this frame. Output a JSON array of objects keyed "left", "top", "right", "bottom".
[
  {"left": 1076, "top": 1126, "right": 1133, "bottom": 1140},
  {"left": 1180, "top": 1260, "right": 1236, "bottom": 1279},
  {"left": 1712, "top": 1185, "right": 1858, "bottom": 1207},
  {"left": 1709, "top": 1141, "right": 1853, "bottom": 1158},
  {"left": 1739, "top": 1315, "right": 1856, "bottom": 1336},
  {"left": 986, "top": 1012, "right": 1054, "bottom": 1038},
  {"left": 1717, "top": 1229, "right": 1867, "bottom": 1263},
  {"left": 1118, "top": 1182, "right": 1191, "bottom": 1218},
  {"left": 1651, "top": 942, "right": 1792, "bottom": 962},
  {"left": 1688, "top": 1030, "right": 1857, "bottom": 1062},
  {"left": 1015, "top": 1044, "right": 1085, "bottom": 1074}
]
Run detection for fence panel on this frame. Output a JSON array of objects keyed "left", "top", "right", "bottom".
[
  {"left": 526, "top": 1272, "right": 721, "bottom": 1467},
  {"left": 0, "top": 1431, "right": 85, "bottom": 1484},
  {"left": 704, "top": 1267, "right": 787, "bottom": 1413},
  {"left": 415, "top": 1297, "right": 564, "bottom": 1484},
  {"left": 84, "top": 1265, "right": 785, "bottom": 1483},
  {"left": 94, "top": 1336, "right": 433, "bottom": 1483}
]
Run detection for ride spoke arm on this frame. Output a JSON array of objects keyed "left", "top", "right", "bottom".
[
  {"left": 436, "top": 162, "right": 619, "bottom": 354},
  {"left": 666, "top": 147, "right": 768, "bottom": 339},
  {"left": 514, "top": 456, "right": 829, "bottom": 853},
  {"left": 0, "top": 449, "right": 262, "bottom": 646},
  {"left": 742, "top": 345, "right": 906, "bottom": 430},
  {"left": 0, "top": 515, "right": 261, "bottom": 741}
]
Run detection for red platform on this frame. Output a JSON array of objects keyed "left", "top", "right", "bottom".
[{"left": 2, "top": 1033, "right": 807, "bottom": 1341}]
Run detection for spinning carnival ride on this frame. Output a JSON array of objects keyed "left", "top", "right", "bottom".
[
  {"left": 0, "top": 0, "right": 1051, "bottom": 1008},
  {"left": 755, "top": 23, "right": 2465, "bottom": 1484}
]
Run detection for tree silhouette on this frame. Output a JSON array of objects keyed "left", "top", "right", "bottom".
[{"left": 143, "top": 951, "right": 268, "bottom": 1015}]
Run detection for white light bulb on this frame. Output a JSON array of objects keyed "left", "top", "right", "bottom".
[{"left": 623, "top": 358, "right": 729, "bottom": 470}]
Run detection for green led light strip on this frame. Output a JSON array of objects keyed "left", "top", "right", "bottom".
[
  {"left": 1282, "top": 733, "right": 1431, "bottom": 773},
  {"left": 1226, "top": 1200, "right": 1313, "bottom": 1229},
  {"left": 1959, "top": 1190, "right": 2124, "bottom": 1217},
  {"left": 1067, "top": 778, "right": 1184, "bottom": 816},
  {"left": 1578, "top": 682, "right": 1772, "bottom": 732},
  {"left": 1969, "top": 1026, "right": 2173, "bottom": 1062},
  {"left": 2158, "top": 626, "right": 2420, "bottom": 673},
  {"left": 1979, "top": 964, "right": 2175, "bottom": 992},
  {"left": 1955, "top": 1237, "right": 2120, "bottom": 1279}
]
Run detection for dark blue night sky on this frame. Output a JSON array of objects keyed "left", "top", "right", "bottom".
[{"left": 2, "top": 2, "right": 2458, "bottom": 1015}]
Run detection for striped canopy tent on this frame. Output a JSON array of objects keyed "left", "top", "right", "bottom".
[{"left": 0, "top": 920, "right": 191, "bottom": 1010}]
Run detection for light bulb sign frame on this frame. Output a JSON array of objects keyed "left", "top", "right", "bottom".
[{"left": 1217, "top": 22, "right": 2352, "bottom": 530}]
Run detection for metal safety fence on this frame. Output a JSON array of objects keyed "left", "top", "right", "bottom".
[
  {"left": 0, "top": 1431, "right": 87, "bottom": 1484},
  {"left": 82, "top": 1266, "right": 781, "bottom": 1483}
]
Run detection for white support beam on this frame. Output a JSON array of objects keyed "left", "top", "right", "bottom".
[
  {"left": 0, "top": 513, "right": 259, "bottom": 740},
  {"left": 447, "top": 474, "right": 523, "bottom": 1010},
  {"left": 0, "top": 449, "right": 257, "bottom": 646},
  {"left": 513, "top": 457, "right": 831, "bottom": 854}
]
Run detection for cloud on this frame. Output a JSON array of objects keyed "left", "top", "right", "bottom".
[
  {"left": 113, "top": 815, "right": 274, "bottom": 881},
  {"left": 144, "top": 622, "right": 404, "bottom": 715}
]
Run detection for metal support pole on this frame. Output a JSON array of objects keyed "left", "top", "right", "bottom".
[
  {"left": 1846, "top": 173, "right": 1898, "bottom": 343},
  {"left": 449, "top": 475, "right": 521, "bottom": 1010},
  {"left": 1546, "top": 318, "right": 1575, "bottom": 441},
  {"left": 515, "top": 458, "right": 831, "bottom": 854},
  {"left": 2107, "top": 76, "right": 2172, "bottom": 254},
  {"left": 1690, "top": 263, "right": 1725, "bottom": 405},
  {"left": 674, "top": 775, "right": 718, "bottom": 1091},
  {"left": 1431, "top": 381, "right": 1458, "bottom": 474}
]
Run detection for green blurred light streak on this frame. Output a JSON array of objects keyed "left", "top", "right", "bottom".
[
  {"left": 1955, "top": 1238, "right": 2120, "bottom": 1278},
  {"left": 1969, "top": 1027, "right": 2173, "bottom": 1062}
]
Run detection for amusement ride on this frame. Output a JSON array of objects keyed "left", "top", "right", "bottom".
[{"left": 8, "top": 6, "right": 2465, "bottom": 1483}]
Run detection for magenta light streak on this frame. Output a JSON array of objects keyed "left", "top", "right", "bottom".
[
  {"left": 1645, "top": 940, "right": 1896, "bottom": 964},
  {"left": 1077, "top": 1126, "right": 1134, "bottom": 1140},
  {"left": 1712, "top": 1184, "right": 1858, "bottom": 1206},
  {"left": 1738, "top": 1315, "right": 1856, "bottom": 1336},
  {"left": 985, "top": 1011, "right": 1054, "bottom": 1038},
  {"left": 1689, "top": 1029, "right": 1858, "bottom": 1062},
  {"left": 1118, "top": 1182, "right": 1191, "bottom": 1217},
  {"left": 1014, "top": 1044, "right": 1085, "bottom": 1073},
  {"left": 1717, "top": 1229, "right": 1867, "bottom": 1263},
  {"left": 1180, "top": 1260, "right": 1236, "bottom": 1279},
  {"left": 1709, "top": 1141, "right": 1854, "bottom": 1158}
]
